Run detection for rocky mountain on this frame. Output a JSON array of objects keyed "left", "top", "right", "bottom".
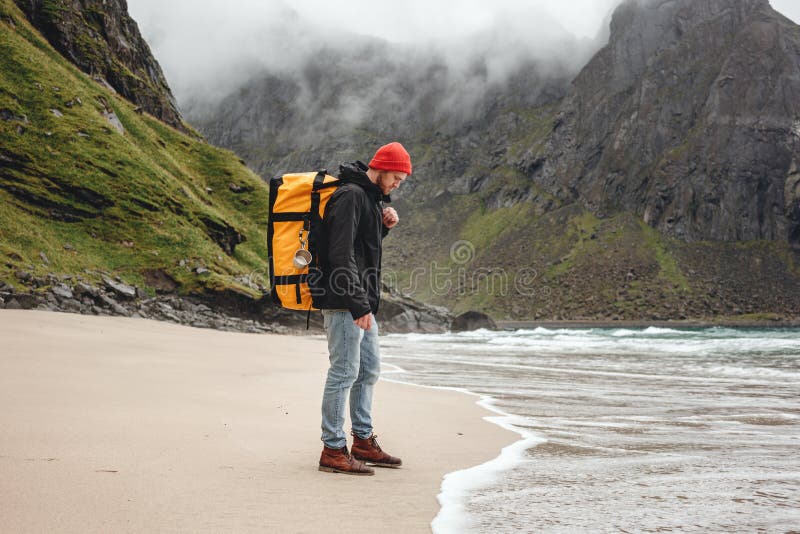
[
  {"left": 186, "top": 34, "right": 584, "bottom": 181},
  {"left": 12, "top": 0, "right": 186, "bottom": 132},
  {"left": 187, "top": 0, "right": 800, "bottom": 323},
  {"left": 529, "top": 0, "right": 800, "bottom": 244}
]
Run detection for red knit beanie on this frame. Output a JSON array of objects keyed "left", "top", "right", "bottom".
[{"left": 368, "top": 142, "right": 412, "bottom": 175}]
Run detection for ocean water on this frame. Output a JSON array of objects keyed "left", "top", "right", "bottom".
[{"left": 380, "top": 327, "right": 800, "bottom": 533}]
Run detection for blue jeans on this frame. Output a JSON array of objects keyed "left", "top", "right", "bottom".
[{"left": 320, "top": 310, "right": 381, "bottom": 449}]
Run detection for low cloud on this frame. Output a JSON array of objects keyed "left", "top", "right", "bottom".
[
  {"left": 127, "top": 0, "right": 800, "bottom": 144},
  {"left": 128, "top": 0, "right": 622, "bottom": 107}
]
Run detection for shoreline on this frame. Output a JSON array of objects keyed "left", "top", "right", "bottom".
[
  {"left": 381, "top": 366, "right": 546, "bottom": 533},
  {"left": 496, "top": 318, "right": 800, "bottom": 329},
  {"left": 0, "top": 310, "right": 516, "bottom": 533}
]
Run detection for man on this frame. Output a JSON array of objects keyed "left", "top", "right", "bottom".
[{"left": 315, "top": 142, "right": 411, "bottom": 476}]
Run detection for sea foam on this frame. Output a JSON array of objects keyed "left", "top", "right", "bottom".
[{"left": 380, "top": 364, "right": 546, "bottom": 534}]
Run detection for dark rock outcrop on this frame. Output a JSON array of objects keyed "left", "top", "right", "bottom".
[
  {"left": 142, "top": 268, "right": 177, "bottom": 294},
  {"left": 377, "top": 284, "right": 453, "bottom": 334},
  {"left": 527, "top": 0, "right": 800, "bottom": 244},
  {"left": 14, "top": 0, "right": 186, "bottom": 132},
  {"left": 197, "top": 214, "right": 245, "bottom": 256},
  {"left": 0, "top": 276, "right": 290, "bottom": 334},
  {"left": 451, "top": 311, "right": 498, "bottom": 332},
  {"left": 101, "top": 274, "right": 136, "bottom": 299},
  {"left": 0, "top": 148, "right": 116, "bottom": 222},
  {"left": 0, "top": 272, "right": 451, "bottom": 334}
]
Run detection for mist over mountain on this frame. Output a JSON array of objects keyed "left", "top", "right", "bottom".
[
  {"left": 141, "top": 3, "right": 618, "bottom": 183},
  {"left": 134, "top": 0, "right": 617, "bottom": 171},
  {"left": 181, "top": 33, "right": 589, "bottom": 177},
  {"left": 128, "top": 0, "right": 620, "bottom": 108}
]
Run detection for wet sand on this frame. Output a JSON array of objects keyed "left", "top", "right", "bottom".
[{"left": 0, "top": 310, "right": 514, "bottom": 533}]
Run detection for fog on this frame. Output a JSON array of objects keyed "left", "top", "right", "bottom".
[
  {"left": 772, "top": 0, "right": 800, "bottom": 25},
  {"left": 127, "top": 0, "right": 622, "bottom": 105},
  {"left": 127, "top": 0, "right": 800, "bottom": 127}
]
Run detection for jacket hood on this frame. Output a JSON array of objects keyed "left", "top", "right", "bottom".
[{"left": 338, "top": 161, "right": 391, "bottom": 203}]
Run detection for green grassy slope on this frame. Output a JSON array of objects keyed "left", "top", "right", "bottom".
[{"left": 0, "top": 0, "right": 269, "bottom": 297}]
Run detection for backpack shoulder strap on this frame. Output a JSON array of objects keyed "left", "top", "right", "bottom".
[{"left": 313, "top": 169, "right": 340, "bottom": 191}]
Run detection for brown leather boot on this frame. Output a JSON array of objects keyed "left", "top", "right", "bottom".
[
  {"left": 351, "top": 433, "right": 402, "bottom": 468},
  {"left": 319, "top": 445, "right": 374, "bottom": 476}
]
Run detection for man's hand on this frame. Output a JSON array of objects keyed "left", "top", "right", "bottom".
[
  {"left": 354, "top": 313, "right": 373, "bottom": 330},
  {"left": 382, "top": 207, "right": 399, "bottom": 229}
]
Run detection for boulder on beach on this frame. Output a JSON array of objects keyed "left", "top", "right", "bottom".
[{"left": 450, "top": 311, "right": 498, "bottom": 332}]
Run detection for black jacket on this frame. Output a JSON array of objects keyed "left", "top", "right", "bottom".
[{"left": 313, "top": 161, "right": 390, "bottom": 318}]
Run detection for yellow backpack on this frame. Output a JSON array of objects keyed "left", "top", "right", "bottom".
[{"left": 268, "top": 171, "right": 341, "bottom": 310}]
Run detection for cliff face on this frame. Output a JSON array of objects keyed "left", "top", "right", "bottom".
[
  {"left": 527, "top": 0, "right": 800, "bottom": 244},
  {"left": 13, "top": 0, "right": 185, "bottom": 131}
]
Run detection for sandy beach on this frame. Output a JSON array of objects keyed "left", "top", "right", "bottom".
[{"left": 0, "top": 310, "right": 514, "bottom": 533}]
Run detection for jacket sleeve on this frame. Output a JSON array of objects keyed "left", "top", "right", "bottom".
[
  {"left": 379, "top": 201, "right": 390, "bottom": 238},
  {"left": 324, "top": 188, "right": 372, "bottom": 319}
]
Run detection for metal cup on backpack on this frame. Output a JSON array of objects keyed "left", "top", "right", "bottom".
[{"left": 293, "top": 248, "right": 312, "bottom": 268}]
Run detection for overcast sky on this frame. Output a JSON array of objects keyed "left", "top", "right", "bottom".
[
  {"left": 772, "top": 0, "right": 800, "bottom": 23},
  {"left": 127, "top": 0, "right": 800, "bottom": 104}
]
